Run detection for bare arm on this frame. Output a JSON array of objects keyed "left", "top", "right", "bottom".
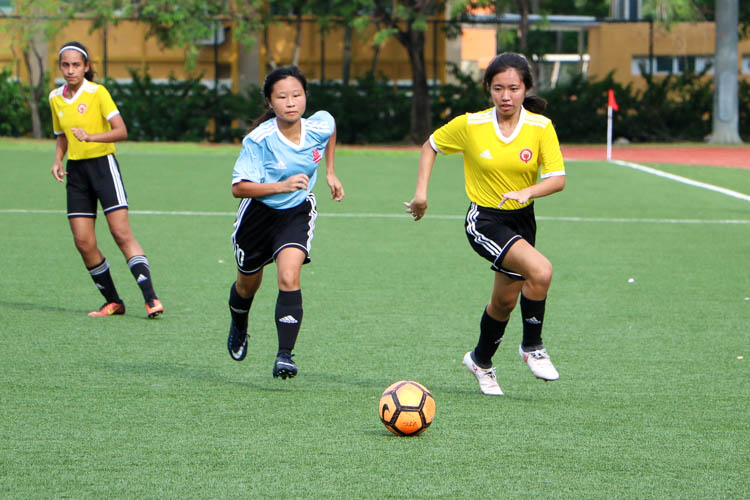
[
  {"left": 71, "top": 113, "right": 128, "bottom": 143},
  {"left": 498, "top": 174, "right": 566, "bottom": 208},
  {"left": 324, "top": 126, "right": 344, "bottom": 201},
  {"left": 231, "top": 174, "right": 310, "bottom": 199},
  {"left": 51, "top": 134, "right": 69, "bottom": 182},
  {"left": 404, "top": 140, "right": 438, "bottom": 221}
]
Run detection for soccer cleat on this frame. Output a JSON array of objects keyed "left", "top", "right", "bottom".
[
  {"left": 273, "top": 353, "right": 297, "bottom": 379},
  {"left": 145, "top": 298, "right": 164, "bottom": 319},
  {"left": 519, "top": 345, "right": 560, "bottom": 381},
  {"left": 88, "top": 301, "right": 125, "bottom": 317},
  {"left": 462, "top": 351, "right": 504, "bottom": 396},
  {"left": 227, "top": 322, "right": 248, "bottom": 361}
]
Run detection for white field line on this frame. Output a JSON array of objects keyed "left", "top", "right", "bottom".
[
  {"left": 611, "top": 160, "right": 750, "bottom": 202},
  {"left": 1, "top": 208, "right": 748, "bottom": 224}
]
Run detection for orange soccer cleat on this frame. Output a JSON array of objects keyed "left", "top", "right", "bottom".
[
  {"left": 145, "top": 298, "right": 164, "bottom": 319},
  {"left": 88, "top": 302, "right": 126, "bottom": 317}
]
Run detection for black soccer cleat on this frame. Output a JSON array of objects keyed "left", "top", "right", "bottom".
[
  {"left": 273, "top": 353, "right": 297, "bottom": 379},
  {"left": 227, "top": 321, "right": 248, "bottom": 361}
]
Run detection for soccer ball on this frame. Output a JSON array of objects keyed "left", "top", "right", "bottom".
[{"left": 378, "top": 380, "right": 435, "bottom": 436}]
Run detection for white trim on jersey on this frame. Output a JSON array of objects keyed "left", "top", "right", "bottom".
[
  {"left": 429, "top": 134, "right": 444, "bottom": 154},
  {"left": 492, "top": 107, "right": 526, "bottom": 144},
  {"left": 540, "top": 170, "right": 566, "bottom": 179},
  {"left": 105, "top": 110, "right": 121, "bottom": 121},
  {"left": 275, "top": 118, "right": 306, "bottom": 150}
]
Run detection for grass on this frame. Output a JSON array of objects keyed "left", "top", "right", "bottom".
[{"left": 1, "top": 140, "right": 748, "bottom": 499}]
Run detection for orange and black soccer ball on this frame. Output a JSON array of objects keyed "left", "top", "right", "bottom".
[{"left": 378, "top": 380, "right": 435, "bottom": 436}]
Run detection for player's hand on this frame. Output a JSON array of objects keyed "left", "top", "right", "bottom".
[
  {"left": 404, "top": 197, "right": 427, "bottom": 221},
  {"left": 283, "top": 173, "right": 309, "bottom": 192},
  {"left": 51, "top": 162, "right": 66, "bottom": 183},
  {"left": 71, "top": 128, "right": 89, "bottom": 142},
  {"left": 326, "top": 173, "right": 344, "bottom": 202},
  {"left": 498, "top": 189, "right": 531, "bottom": 208}
]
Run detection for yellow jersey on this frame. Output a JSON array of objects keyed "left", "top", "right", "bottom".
[
  {"left": 49, "top": 79, "right": 119, "bottom": 160},
  {"left": 430, "top": 106, "right": 565, "bottom": 210}
]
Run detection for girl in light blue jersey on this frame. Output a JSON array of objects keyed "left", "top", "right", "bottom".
[{"left": 226, "top": 66, "right": 344, "bottom": 380}]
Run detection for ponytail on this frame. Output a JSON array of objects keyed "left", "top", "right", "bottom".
[
  {"left": 247, "top": 108, "right": 276, "bottom": 133},
  {"left": 523, "top": 95, "right": 547, "bottom": 114}
]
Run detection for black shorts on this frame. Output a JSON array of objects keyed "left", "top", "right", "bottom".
[
  {"left": 66, "top": 154, "right": 128, "bottom": 218},
  {"left": 231, "top": 194, "right": 318, "bottom": 275},
  {"left": 465, "top": 202, "right": 536, "bottom": 279}
]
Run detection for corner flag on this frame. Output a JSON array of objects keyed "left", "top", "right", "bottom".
[
  {"left": 608, "top": 89, "right": 619, "bottom": 112},
  {"left": 606, "top": 89, "right": 618, "bottom": 160}
]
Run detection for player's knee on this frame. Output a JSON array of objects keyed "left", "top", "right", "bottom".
[
  {"left": 528, "top": 261, "right": 553, "bottom": 291},
  {"left": 489, "top": 294, "right": 518, "bottom": 317},
  {"left": 277, "top": 270, "right": 300, "bottom": 291},
  {"left": 72, "top": 234, "right": 96, "bottom": 254}
]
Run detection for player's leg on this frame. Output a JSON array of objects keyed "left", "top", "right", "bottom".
[
  {"left": 228, "top": 269, "right": 263, "bottom": 361},
  {"left": 501, "top": 240, "right": 559, "bottom": 380},
  {"left": 104, "top": 209, "right": 163, "bottom": 317},
  {"left": 272, "top": 246, "right": 306, "bottom": 379},
  {"left": 69, "top": 216, "right": 125, "bottom": 316}
]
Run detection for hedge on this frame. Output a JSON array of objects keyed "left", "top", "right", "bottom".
[{"left": 1, "top": 66, "right": 748, "bottom": 143}]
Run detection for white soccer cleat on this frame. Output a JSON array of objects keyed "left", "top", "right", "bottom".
[
  {"left": 519, "top": 345, "right": 560, "bottom": 381},
  {"left": 462, "top": 351, "right": 504, "bottom": 396}
]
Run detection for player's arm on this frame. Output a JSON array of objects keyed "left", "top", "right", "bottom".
[
  {"left": 71, "top": 114, "right": 128, "bottom": 143},
  {"left": 324, "top": 126, "right": 344, "bottom": 201},
  {"left": 404, "top": 140, "right": 438, "bottom": 221},
  {"left": 231, "top": 175, "right": 310, "bottom": 199},
  {"left": 51, "top": 134, "right": 68, "bottom": 183},
  {"left": 498, "top": 175, "right": 565, "bottom": 208}
]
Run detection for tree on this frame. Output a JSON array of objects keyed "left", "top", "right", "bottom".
[
  {"left": 0, "top": 0, "right": 73, "bottom": 138},
  {"left": 708, "top": 0, "right": 742, "bottom": 143},
  {"left": 641, "top": 0, "right": 744, "bottom": 143}
]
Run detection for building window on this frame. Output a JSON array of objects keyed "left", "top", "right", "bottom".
[{"left": 632, "top": 55, "right": 714, "bottom": 75}]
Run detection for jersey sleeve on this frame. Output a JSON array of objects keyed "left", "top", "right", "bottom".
[
  {"left": 232, "top": 137, "right": 265, "bottom": 185},
  {"left": 48, "top": 91, "right": 63, "bottom": 136},
  {"left": 538, "top": 122, "right": 565, "bottom": 178},
  {"left": 97, "top": 85, "right": 121, "bottom": 122},
  {"left": 430, "top": 114, "right": 468, "bottom": 155},
  {"left": 306, "top": 110, "right": 335, "bottom": 147}
]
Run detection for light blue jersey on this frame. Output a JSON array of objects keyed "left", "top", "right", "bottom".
[{"left": 232, "top": 110, "right": 335, "bottom": 209}]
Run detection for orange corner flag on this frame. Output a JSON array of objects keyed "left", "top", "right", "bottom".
[{"left": 608, "top": 89, "right": 619, "bottom": 112}]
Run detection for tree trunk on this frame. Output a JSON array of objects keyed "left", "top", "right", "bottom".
[
  {"left": 263, "top": 27, "right": 278, "bottom": 70},
  {"left": 291, "top": 8, "right": 303, "bottom": 67},
  {"left": 370, "top": 44, "right": 381, "bottom": 75},
  {"left": 398, "top": 29, "right": 431, "bottom": 144},
  {"left": 515, "top": 0, "right": 530, "bottom": 54},
  {"left": 709, "top": 0, "right": 742, "bottom": 143},
  {"left": 22, "top": 47, "right": 43, "bottom": 138},
  {"left": 342, "top": 23, "right": 353, "bottom": 85}
]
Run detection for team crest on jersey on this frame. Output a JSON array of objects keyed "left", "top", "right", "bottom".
[
  {"left": 77, "top": 103, "right": 87, "bottom": 114},
  {"left": 312, "top": 149, "right": 322, "bottom": 164},
  {"left": 519, "top": 148, "right": 533, "bottom": 163}
]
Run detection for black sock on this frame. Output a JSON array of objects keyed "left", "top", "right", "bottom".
[
  {"left": 520, "top": 294, "right": 546, "bottom": 349},
  {"left": 229, "top": 282, "right": 254, "bottom": 333},
  {"left": 473, "top": 308, "right": 508, "bottom": 368},
  {"left": 87, "top": 258, "right": 121, "bottom": 304},
  {"left": 275, "top": 289, "right": 302, "bottom": 356},
  {"left": 127, "top": 255, "right": 157, "bottom": 302}
]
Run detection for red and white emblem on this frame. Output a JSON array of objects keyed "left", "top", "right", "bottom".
[
  {"left": 312, "top": 149, "right": 322, "bottom": 164},
  {"left": 77, "top": 103, "right": 87, "bottom": 114},
  {"left": 519, "top": 148, "right": 533, "bottom": 163}
]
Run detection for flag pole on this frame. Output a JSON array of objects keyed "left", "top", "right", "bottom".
[{"left": 606, "top": 105, "right": 613, "bottom": 161}]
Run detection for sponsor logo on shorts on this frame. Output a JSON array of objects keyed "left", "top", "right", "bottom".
[
  {"left": 77, "top": 103, "right": 87, "bottom": 114},
  {"left": 519, "top": 148, "right": 533, "bottom": 163}
]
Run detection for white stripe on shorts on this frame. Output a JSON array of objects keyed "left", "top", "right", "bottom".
[
  {"left": 465, "top": 203, "right": 504, "bottom": 258},
  {"left": 305, "top": 193, "right": 318, "bottom": 252},
  {"left": 106, "top": 154, "right": 128, "bottom": 209}
]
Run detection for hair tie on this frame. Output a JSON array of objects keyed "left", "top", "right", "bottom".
[{"left": 59, "top": 46, "right": 88, "bottom": 59}]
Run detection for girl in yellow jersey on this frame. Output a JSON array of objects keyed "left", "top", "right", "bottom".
[
  {"left": 49, "top": 41, "right": 163, "bottom": 318},
  {"left": 405, "top": 52, "right": 565, "bottom": 395}
]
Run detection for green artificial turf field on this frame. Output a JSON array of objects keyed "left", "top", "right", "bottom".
[{"left": 1, "top": 140, "right": 748, "bottom": 498}]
